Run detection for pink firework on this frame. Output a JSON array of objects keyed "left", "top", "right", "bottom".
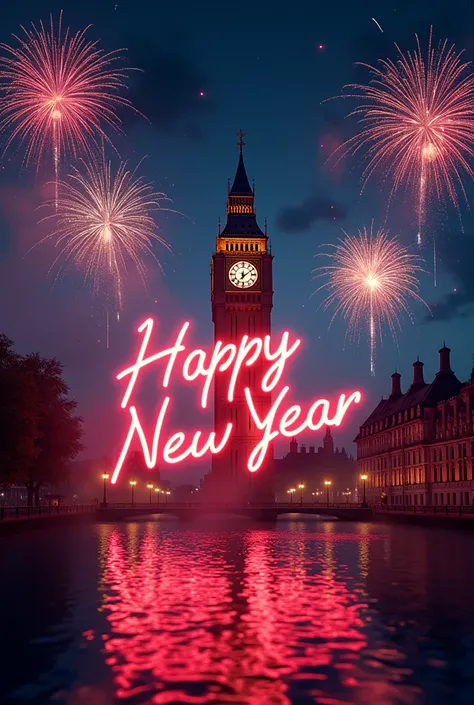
[
  {"left": 335, "top": 29, "right": 474, "bottom": 246},
  {"left": 314, "top": 227, "right": 429, "bottom": 376},
  {"left": 0, "top": 13, "right": 134, "bottom": 202}
]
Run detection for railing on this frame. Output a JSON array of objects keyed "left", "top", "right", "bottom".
[
  {"left": 100, "top": 501, "right": 365, "bottom": 510},
  {"left": 0, "top": 504, "right": 95, "bottom": 521},
  {"left": 376, "top": 504, "right": 474, "bottom": 516}
]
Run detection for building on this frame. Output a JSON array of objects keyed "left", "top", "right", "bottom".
[
  {"left": 355, "top": 345, "right": 474, "bottom": 507},
  {"left": 274, "top": 428, "right": 356, "bottom": 501},
  {"left": 205, "top": 133, "right": 274, "bottom": 502}
]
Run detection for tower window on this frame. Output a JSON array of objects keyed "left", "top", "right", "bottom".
[
  {"left": 256, "top": 244, "right": 259, "bottom": 251},
  {"left": 245, "top": 243, "right": 248, "bottom": 251},
  {"left": 226, "top": 243, "right": 229, "bottom": 251}
]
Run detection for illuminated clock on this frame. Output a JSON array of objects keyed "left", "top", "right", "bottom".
[{"left": 228, "top": 260, "right": 258, "bottom": 289}]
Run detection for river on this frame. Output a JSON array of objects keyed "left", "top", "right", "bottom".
[{"left": 1, "top": 516, "right": 474, "bottom": 704}]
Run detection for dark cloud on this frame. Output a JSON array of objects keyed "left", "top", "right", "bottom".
[
  {"left": 277, "top": 196, "right": 348, "bottom": 234},
  {"left": 120, "top": 36, "right": 217, "bottom": 138},
  {"left": 426, "top": 232, "right": 474, "bottom": 322}
]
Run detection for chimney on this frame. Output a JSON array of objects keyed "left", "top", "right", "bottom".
[
  {"left": 412, "top": 357, "right": 425, "bottom": 385},
  {"left": 438, "top": 343, "right": 452, "bottom": 374},
  {"left": 391, "top": 371, "right": 402, "bottom": 397},
  {"left": 309, "top": 445, "right": 315, "bottom": 454},
  {"left": 289, "top": 438, "right": 298, "bottom": 454},
  {"left": 300, "top": 445, "right": 307, "bottom": 454}
]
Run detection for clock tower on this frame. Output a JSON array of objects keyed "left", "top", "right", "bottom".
[{"left": 209, "top": 133, "right": 274, "bottom": 502}]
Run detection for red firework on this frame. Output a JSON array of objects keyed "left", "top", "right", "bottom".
[
  {"left": 0, "top": 12, "right": 133, "bottom": 195},
  {"left": 335, "top": 29, "right": 474, "bottom": 244}
]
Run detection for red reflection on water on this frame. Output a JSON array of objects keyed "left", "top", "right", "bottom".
[{"left": 100, "top": 524, "right": 370, "bottom": 703}]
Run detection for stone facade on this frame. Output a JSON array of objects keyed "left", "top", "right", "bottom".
[{"left": 355, "top": 346, "right": 474, "bottom": 507}]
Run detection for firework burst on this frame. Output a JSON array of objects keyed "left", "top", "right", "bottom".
[
  {"left": 0, "top": 12, "right": 134, "bottom": 202},
  {"left": 334, "top": 29, "right": 474, "bottom": 246},
  {"left": 314, "top": 227, "right": 429, "bottom": 376},
  {"left": 40, "top": 156, "right": 170, "bottom": 308}
]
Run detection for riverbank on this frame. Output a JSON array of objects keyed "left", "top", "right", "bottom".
[
  {"left": 0, "top": 506, "right": 95, "bottom": 537},
  {"left": 373, "top": 507, "right": 474, "bottom": 530}
]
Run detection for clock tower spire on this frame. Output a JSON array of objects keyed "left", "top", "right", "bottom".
[{"left": 208, "top": 134, "right": 274, "bottom": 502}]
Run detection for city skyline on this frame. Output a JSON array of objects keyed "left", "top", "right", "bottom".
[{"left": 1, "top": 0, "right": 474, "bottom": 484}]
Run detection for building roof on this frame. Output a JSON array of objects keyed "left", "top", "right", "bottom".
[
  {"left": 359, "top": 362, "right": 462, "bottom": 429},
  {"left": 221, "top": 213, "right": 265, "bottom": 237},
  {"left": 229, "top": 153, "right": 253, "bottom": 195},
  {"left": 220, "top": 135, "right": 266, "bottom": 239}
]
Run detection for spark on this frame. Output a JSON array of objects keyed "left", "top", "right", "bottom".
[
  {"left": 314, "top": 226, "right": 429, "bottom": 376},
  {"left": 39, "top": 155, "right": 171, "bottom": 308},
  {"left": 331, "top": 29, "right": 474, "bottom": 247},
  {"left": 0, "top": 12, "right": 134, "bottom": 200},
  {"left": 372, "top": 18, "right": 383, "bottom": 33}
]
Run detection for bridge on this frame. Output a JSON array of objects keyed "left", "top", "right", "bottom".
[{"left": 96, "top": 502, "right": 373, "bottom": 522}]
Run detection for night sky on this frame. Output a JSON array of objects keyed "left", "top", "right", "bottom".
[{"left": 1, "top": 0, "right": 474, "bottom": 484}]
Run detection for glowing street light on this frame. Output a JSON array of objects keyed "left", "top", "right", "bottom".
[
  {"left": 165, "top": 490, "right": 171, "bottom": 503},
  {"left": 147, "top": 483, "right": 154, "bottom": 503},
  {"left": 298, "top": 483, "right": 305, "bottom": 504},
  {"left": 101, "top": 473, "right": 109, "bottom": 506},
  {"left": 154, "top": 487, "right": 161, "bottom": 503},
  {"left": 360, "top": 474, "right": 368, "bottom": 507},
  {"left": 288, "top": 488, "right": 296, "bottom": 504},
  {"left": 129, "top": 480, "right": 137, "bottom": 505},
  {"left": 324, "top": 479, "right": 332, "bottom": 506}
]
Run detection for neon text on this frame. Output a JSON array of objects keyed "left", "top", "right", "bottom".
[{"left": 112, "top": 318, "right": 362, "bottom": 483}]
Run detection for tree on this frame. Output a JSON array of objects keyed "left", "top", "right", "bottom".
[
  {"left": 0, "top": 338, "right": 39, "bottom": 486},
  {"left": 20, "top": 354, "right": 84, "bottom": 505},
  {"left": 0, "top": 337, "right": 84, "bottom": 505}
]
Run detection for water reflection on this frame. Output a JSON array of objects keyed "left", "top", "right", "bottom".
[
  {"left": 100, "top": 522, "right": 374, "bottom": 703},
  {"left": 4, "top": 521, "right": 474, "bottom": 704}
]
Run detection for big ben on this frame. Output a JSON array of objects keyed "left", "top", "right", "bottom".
[{"left": 209, "top": 133, "right": 274, "bottom": 502}]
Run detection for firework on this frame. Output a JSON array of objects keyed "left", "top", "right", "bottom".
[
  {"left": 334, "top": 29, "right": 474, "bottom": 246},
  {"left": 41, "top": 156, "right": 170, "bottom": 308},
  {"left": 314, "top": 227, "right": 428, "bottom": 376},
  {"left": 0, "top": 13, "right": 134, "bottom": 202}
]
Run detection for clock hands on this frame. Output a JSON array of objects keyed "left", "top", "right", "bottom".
[{"left": 229, "top": 262, "right": 257, "bottom": 288}]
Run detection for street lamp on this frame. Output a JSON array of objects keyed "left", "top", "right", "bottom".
[
  {"left": 288, "top": 488, "right": 296, "bottom": 503},
  {"left": 360, "top": 474, "right": 368, "bottom": 507},
  {"left": 154, "top": 487, "right": 161, "bottom": 503},
  {"left": 147, "top": 484, "right": 154, "bottom": 503},
  {"left": 130, "top": 480, "right": 137, "bottom": 505},
  {"left": 298, "top": 483, "right": 305, "bottom": 504},
  {"left": 165, "top": 490, "right": 171, "bottom": 503},
  {"left": 101, "top": 473, "right": 109, "bottom": 507},
  {"left": 324, "top": 479, "right": 332, "bottom": 506}
]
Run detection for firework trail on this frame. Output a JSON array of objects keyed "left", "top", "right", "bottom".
[
  {"left": 0, "top": 12, "right": 134, "bottom": 205},
  {"left": 333, "top": 28, "right": 474, "bottom": 251},
  {"left": 40, "top": 155, "right": 170, "bottom": 310},
  {"left": 314, "top": 227, "right": 428, "bottom": 376}
]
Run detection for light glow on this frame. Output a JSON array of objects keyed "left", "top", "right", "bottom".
[{"left": 111, "top": 318, "right": 362, "bottom": 483}]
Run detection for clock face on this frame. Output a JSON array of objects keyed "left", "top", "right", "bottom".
[{"left": 228, "top": 260, "right": 258, "bottom": 289}]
